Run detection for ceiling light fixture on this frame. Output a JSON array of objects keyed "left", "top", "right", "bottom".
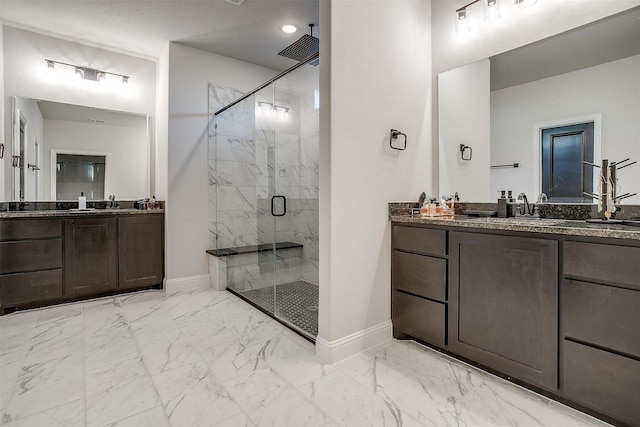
[
  {"left": 281, "top": 24, "right": 298, "bottom": 34},
  {"left": 45, "top": 59, "right": 130, "bottom": 84}
]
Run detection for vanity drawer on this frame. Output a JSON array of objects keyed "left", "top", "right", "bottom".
[
  {"left": 562, "top": 279, "right": 640, "bottom": 358},
  {"left": 0, "top": 269, "right": 63, "bottom": 306},
  {"left": 393, "top": 225, "right": 447, "bottom": 256},
  {"left": 0, "top": 219, "right": 62, "bottom": 241},
  {"left": 393, "top": 290, "right": 446, "bottom": 347},
  {"left": 562, "top": 340, "right": 640, "bottom": 426},
  {"left": 563, "top": 241, "right": 640, "bottom": 290},
  {"left": 0, "top": 239, "right": 63, "bottom": 274},
  {"left": 393, "top": 251, "right": 446, "bottom": 301}
]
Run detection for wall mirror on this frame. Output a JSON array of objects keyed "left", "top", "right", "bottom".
[
  {"left": 8, "top": 96, "right": 150, "bottom": 202},
  {"left": 438, "top": 6, "right": 640, "bottom": 204}
]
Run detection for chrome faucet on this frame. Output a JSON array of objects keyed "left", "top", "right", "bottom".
[
  {"left": 517, "top": 193, "right": 534, "bottom": 215},
  {"left": 108, "top": 195, "right": 119, "bottom": 208}
]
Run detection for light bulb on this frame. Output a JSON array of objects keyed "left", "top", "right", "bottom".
[
  {"left": 484, "top": 0, "right": 501, "bottom": 22},
  {"left": 456, "top": 8, "right": 471, "bottom": 33}
]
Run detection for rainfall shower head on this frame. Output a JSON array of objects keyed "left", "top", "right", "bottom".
[{"left": 278, "top": 24, "right": 319, "bottom": 63}]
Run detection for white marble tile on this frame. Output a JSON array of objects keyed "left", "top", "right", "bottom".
[
  {"left": 224, "top": 366, "right": 336, "bottom": 427},
  {"left": 335, "top": 350, "right": 409, "bottom": 393},
  {"left": 85, "top": 356, "right": 150, "bottom": 395},
  {"left": 0, "top": 399, "right": 84, "bottom": 427},
  {"left": 137, "top": 327, "right": 203, "bottom": 375},
  {"left": 86, "top": 357, "right": 159, "bottom": 427},
  {"left": 153, "top": 360, "right": 243, "bottom": 427},
  {"left": 0, "top": 311, "right": 38, "bottom": 360},
  {"left": 300, "top": 370, "right": 424, "bottom": 427},
  {"left": 26, "top": 313, "right": 83, "bottom": 360},
  {"left": 251, "top": 334, "right": 334, "bottom": 388},
  {"left": 83, "top": 308, "right": 140, "bottom": 370},
  {"left": 103, "top": 406, "right": 170, "bottom": 427},
  {"left": 3, "top": 352, "right": 84, "bottom": 422},
  {"left": 35, "top": 304, "right": 82, "bottom": 326},
  {"left": 86, "top": 374, "right": 160, "bottom": 427},
  {"left": 212, "top": 413, "right": 254, "bottom": 427},
  {"left": 194, "top": 327, "right": 266, "bottom": 385}
]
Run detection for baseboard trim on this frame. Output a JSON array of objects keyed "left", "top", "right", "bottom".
[
  {"left": 315, "top": 320, "right": 392, "bottom": 364},
  {"left": 165, "top": 274, "right": 210, "bottom": 293}
]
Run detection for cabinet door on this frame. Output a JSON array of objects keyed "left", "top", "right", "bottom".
[
  {"left": 118, "top": 215, "right": 164, "bottom": 289},
  {"left": 64, "top": 217, "right": 117, "bottom": 296},
  {"left": 449, "top": 231, "right": 558, "bottom": 390}
]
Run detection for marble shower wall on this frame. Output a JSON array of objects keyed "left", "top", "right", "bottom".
[{"left": 208, "top": 64, "right": 319, "bottom": 289}]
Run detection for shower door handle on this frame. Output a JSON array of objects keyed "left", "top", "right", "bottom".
[{"left": 271, "top": 195, "right": 287, "bottom": 217}]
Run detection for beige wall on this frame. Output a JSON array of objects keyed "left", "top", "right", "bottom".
[
  {"left": 317, "top": 0, "right": 433, "bottom": 362},
  {"left": 166, "top": 43, "right": 277, "bottom": 288}
]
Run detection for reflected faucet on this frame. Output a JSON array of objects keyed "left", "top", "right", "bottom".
[
  {"left": 517, "top": 193, "right": 533, "bottom": 215},
  {"left": 536, "top": 193, "right": 548, "bottom": 204}
]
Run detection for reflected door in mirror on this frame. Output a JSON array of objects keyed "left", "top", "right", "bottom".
[{"left": 541, "top": 122, "right": 594, "bottom": 202}]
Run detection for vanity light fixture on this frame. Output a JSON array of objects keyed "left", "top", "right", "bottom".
[
  {"left": 456, "top": 0, "right": 536, "bottom": 33},
  {"left": 45, "top": 59, "right": 130, "bottom": 84}
]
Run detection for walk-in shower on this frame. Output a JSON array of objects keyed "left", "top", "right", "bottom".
[{"left": 208, "top": 54, "right": 319, "bottom": 340}]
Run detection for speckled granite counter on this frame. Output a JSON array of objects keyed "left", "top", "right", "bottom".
[
  {"left": 390, "top": 214, "right": 640, "bottom": 241},
  {"left": 0, "top": 208, "right": 163, "bottom": 219}
]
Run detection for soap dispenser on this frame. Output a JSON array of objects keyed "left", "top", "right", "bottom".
[
  {"left": 497, "top": 190, "right": 508, "bottom": 218},
  {"left": 78, "top": 192, "right": 87, "bottom": 210}
]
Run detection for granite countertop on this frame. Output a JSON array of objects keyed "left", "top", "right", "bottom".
[
  {"left": 0, "top": 208, "right": 164, "bottom": 219},
  {"left": 389, "top": 214, "right": 640, "bottom": 241}
]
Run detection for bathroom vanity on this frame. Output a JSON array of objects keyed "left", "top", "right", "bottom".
[
  {"left": 0, "top": 209, "right": 164, "bottom": 314},
  {"left": 390, "top": 214, "right": 640, "bottom": 427}
]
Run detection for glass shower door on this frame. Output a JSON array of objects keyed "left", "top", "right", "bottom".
[
  {"left": 271, "top": 60, "right": 320, "bottom": 338},
  {"left": 212, "top": 56, "right": 319, "bottom": 340}
]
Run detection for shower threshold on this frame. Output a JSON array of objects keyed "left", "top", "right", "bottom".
[{"left": 227, "top": 280, "right": 318, "bottom": 342}]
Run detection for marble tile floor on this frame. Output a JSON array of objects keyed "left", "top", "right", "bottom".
[{"left": 0, "top": 288, "right": 611, "bottom": 427}]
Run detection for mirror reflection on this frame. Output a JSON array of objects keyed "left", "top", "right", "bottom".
[
  {"left": 438, "top": 6, "right": 640, "bottom": 203},
  {"left": 9, "top": 96, "right": 150, "bottom": 201}
]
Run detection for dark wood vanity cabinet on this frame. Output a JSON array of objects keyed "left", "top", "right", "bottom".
[
  {"left": 0, "top": 219, "right": 64, "bottom": 307},
  {"left": 560, "top": 240, "right": 640, "bottom": 426},
  {"left": 0, "top": 213, "right": 164, "bottom": 313},
  {"left": 391, "top": 225, "right": 448, "bottom": 347},
  {"left": 391, "top": 223, "right": 640, "bottom": 426},
  {"left": 64, "top": 217, "right": 118, "bottom": 296},
  {"left": 118, "top": 215, "right": 164, "bottom": 289},
  {"left": 449, "top": 231, "right": 559, "bottom": 391}
]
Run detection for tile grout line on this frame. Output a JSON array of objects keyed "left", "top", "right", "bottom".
[{"left": 117, "top": 294, "right": 176, "bottom": 427}]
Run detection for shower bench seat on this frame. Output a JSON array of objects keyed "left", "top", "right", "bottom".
[
  {"left": 206, "top": 242, "right": 303, "bottom": 291},
  {"left": 206, "top": 241, "right": 302, "bottom": 257}
]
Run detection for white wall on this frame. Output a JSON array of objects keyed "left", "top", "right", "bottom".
[
  {"left": 317, "top": 0, "right": 432, "bottom": 362},
  {"left": 491, "top": 54, "right": 640, "bottom": 202},
  {"left": 438, "top": 59, "right": 490, "bottom": 201},
  {"left": 430, "top": 0, "right": 640, "bottom": 195},
  {"left": 166, "top": 42, "right": 276, "bottom": 286},
  {"left": 2, "top": 25, "right": 156, "bottom": 200},
  {"left": 43, "top": 119, "right": 148, "bottom": 200}
]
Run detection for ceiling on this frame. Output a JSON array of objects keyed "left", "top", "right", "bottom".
[
  {"left": 37, "top": 100, "right": 148, "bottom": 128},
  {"left": 0, "top": 0, "right": 319, "bottom": 71},
  {"left": 490, "top": 6, "right": 640, "bottom": 91}
]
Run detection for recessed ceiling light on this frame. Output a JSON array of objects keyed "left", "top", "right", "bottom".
[{"left": 281, "top": 25, "right": 298, "bottom": 34}]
